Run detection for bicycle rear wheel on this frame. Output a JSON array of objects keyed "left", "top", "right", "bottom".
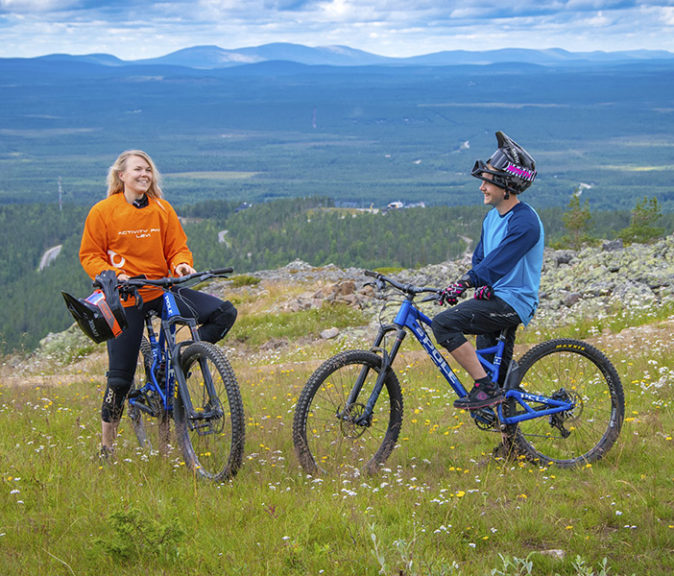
[
  {"left": 504, "top": 339, "right": 624, "bottom": 468},
  {"left": 292, "top": 350, "right": 403, "bottom": 476},
  {"left": 174, "top": 341, "right": 245, "bottom": 481},
  {"left": 127, "top": 337, "right": 172, "bottom": 453}
]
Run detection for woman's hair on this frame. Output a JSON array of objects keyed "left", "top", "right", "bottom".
[{"left": 106, "top": 150, "right": 164, "bottom": 198}]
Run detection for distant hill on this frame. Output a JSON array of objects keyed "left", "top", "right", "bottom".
[
  {"left": 10, "top": 43, "right": 673, "bottom": 69},
  {"left": 1, "top": 42, "right": 673, "bottom": 213}
]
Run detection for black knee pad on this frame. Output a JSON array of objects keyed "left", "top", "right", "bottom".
[
  {"left": 101, "top": 373, "right": 132, "bottom": 423},
  {"left": 198, "top": 302, "right": 237, "bottom": 344}
]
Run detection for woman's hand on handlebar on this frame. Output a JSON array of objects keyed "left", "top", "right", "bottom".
[{"left": 175, "top": 263, "right": 196, "bottom": 277}]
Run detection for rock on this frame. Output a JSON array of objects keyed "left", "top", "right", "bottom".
[
  {"left": 554, "top": 251, "right": 575, "bottom": 266},
  {"left": 562, "top": 292, "right": 582, "bottom": 307},
  {"left": 602, "top": 239, "right": 623, "bottom": 252},
  {"left": 320, "top": 327, "right": 340, "bottom": 339},
  {"left": 540, "top": 549, "right": 566, "bottom": 560}
]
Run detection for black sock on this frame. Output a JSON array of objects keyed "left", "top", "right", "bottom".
[{"left": 474, "top": 376, "right": 492, "bottom": 387}]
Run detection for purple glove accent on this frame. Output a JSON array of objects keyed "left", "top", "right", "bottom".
[
  {"left": 437, "top": 280, "right": 469, "bottom": 306},
  {"left": 474, "top": 285, "right": 494, "bottom": 300}
]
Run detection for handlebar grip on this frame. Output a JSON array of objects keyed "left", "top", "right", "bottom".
[
  {"left": 364, "top": 270, "right": 378, "bottom": 278},
  {"left": 210, "top": 267, "right": 234, "bottom": 275}
]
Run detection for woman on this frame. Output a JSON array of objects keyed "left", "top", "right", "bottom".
[{"left": 79, "top": 150, "right": 237, "bottom": 457}]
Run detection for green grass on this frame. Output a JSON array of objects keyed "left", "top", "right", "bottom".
[
  {"left": 231, "top": 302, "right": 366, "bottom": 347},
  {"left": 228, "top": 274, "right": 262, "bottom": 288},
  {"left": 1, "top": 315, "right": 672, "bottom": 575}
]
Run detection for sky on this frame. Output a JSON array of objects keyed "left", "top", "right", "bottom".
[{"left": 0, "top": 0, "right": 673, "bottom": 60}]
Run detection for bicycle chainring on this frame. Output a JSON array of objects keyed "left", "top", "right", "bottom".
[{"left": 471, "top": 407, "right": 497, "bottom": 430}]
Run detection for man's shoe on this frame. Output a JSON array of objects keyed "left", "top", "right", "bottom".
[{"left": 454, "top": 381, "right": 504, "bottom": 410}]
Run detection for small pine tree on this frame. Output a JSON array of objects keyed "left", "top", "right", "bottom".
[
  {"left": 562, "top": 188, "right": 592, "bottom": 250},
  {"left": 618, "top": 196, "right": 664, "bottom": 244}
]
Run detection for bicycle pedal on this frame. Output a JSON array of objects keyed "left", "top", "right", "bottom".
[{"left": 471, "top": 408, "right": 497, "bottom": 430}]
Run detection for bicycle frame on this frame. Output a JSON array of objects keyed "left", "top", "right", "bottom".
[
  {"left": 353, "top": 293, "right": 576, "bottom": 428},
  {"left": 128, "top": 290, "right": 215, "bottom": 422}
]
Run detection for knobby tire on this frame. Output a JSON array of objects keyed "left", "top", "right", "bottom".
[
  {"left": 174, "top": 341, "right": 245, "bottom": 481},
  {"left": 292, "top": 350, "right": 403, "bottom": 476},
  {"left": 504, "top": 338, "right": 624, "bottom": 468}
]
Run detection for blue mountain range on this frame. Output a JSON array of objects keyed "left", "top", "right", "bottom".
[{"left": 23, "top": 42, "right": 674, "bottom": 69}]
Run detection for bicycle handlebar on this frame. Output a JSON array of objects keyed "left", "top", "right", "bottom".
[
  {"left": 118, "top": 267, "right": 233, "bottom": 293},
  {"left": 364, "top": 270, "right": 440, "bottom": 298}
]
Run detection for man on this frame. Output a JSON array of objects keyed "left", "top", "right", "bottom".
[{"left": 431, "top": 131, "right": 544, "bottom": 410}]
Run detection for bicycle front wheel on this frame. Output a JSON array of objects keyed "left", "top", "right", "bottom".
[
  {"left": 128, "top": 337, "right": 172, "bottom": 454},
  {"left": 174, "top": 341, "right": 245, "bottom": 481},
  {"left": 292, "top": 350, "right": 403, "bottom": 476},
  {"left": 504, "top": 339, "right": 624, "bottom": 468}
]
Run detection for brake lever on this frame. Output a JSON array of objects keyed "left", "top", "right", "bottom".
[{"left": 420, "top": 293, "right": 441, "bottom": 304}]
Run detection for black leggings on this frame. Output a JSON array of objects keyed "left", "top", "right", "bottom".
[{"left": 101, "top": 288, "right": 236, "bottom": 422}]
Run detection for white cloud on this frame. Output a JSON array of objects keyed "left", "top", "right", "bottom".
[
  {"left": 0, "top": 0, "right": 79, "bottom": 11},
  {"left": 0, "top": 0, "right": 673, "bottom": 58}
]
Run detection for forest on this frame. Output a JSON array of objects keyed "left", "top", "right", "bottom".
[
  {"left": 1, "top": 55, "right": 673, "bottom": 352},
  {"left": 1, "top": 196, "right": 672, "bottom": 354},
  {"left": 1, "top": 57, "right": 674, "bottom": 212}
]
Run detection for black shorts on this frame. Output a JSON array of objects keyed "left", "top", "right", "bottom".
[{"left": 430, "top": 297, "right": 521, "bottom": 353}]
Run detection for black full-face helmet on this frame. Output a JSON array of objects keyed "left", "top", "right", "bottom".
[
  {"left": 471, "top": 131, "right": 537, "bottom": 196},
  {"left": 62, "top": 270, "right": 127, "bottom": 343}
]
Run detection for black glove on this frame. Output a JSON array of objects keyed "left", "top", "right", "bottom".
[
  {"left": 437, "top": 280, "right": 470, "bottom": 306},
  {"left": 474, "top": 285, "right": 493, "bottom": 300}
]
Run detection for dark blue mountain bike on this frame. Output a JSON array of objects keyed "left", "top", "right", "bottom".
[
  {"left": 122, "top": 269, "right": 245, "bottom": 481},
  {"left": 292, "top": 271, "right": 624, "bottom": 475}
]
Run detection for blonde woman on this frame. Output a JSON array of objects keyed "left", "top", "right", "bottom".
[{"left": 79, "top": 150, "right": 237, "bottom": 457}]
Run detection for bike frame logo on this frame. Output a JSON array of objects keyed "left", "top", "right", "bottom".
[
  {"left": 409, "top": 321, "right": 457, "bottom": 383},
  {"left": 164, "top": 292, "right": 179, "bottom": 318}
]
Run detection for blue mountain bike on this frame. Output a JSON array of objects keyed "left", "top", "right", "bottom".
[
  {"left": 122, "top": 269, "right": 245, "bottom": 481},
  {"left": 292, "top": 271, "right": 624, "bottom": 475}
]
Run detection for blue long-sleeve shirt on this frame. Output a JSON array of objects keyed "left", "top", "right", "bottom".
[{"left": 466, "top": 202, "right": 544, "bottom": 325}]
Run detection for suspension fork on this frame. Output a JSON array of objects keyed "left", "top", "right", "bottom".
[{"left": 343, "top": 325, "right": 406, "bottom": 426}]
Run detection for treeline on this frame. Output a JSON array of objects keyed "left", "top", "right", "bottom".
[
  {"left": 182, "top": 197, "right": 482, "bottom": 272},
  {"left": 0, "top": 204, "right": 91, "bottom": 353},
  {"left": 1, "top": 198, "right": 673, "bottom": 354}
]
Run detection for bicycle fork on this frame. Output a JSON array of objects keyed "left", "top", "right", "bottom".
[{"left": 339, "top": 326, "right": 405, "bottom": 427}]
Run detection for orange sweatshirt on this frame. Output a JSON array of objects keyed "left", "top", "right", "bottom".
[{"left": 79, "top": 193, "right": 193, "bottom": 306}]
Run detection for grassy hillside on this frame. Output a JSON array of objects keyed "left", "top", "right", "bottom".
[{"left": 1, "top": 265, "right": 672, "bottom": 575}]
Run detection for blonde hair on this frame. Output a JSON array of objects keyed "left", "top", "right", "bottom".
[{"left": 106, "top": 150, "right": 164, "bottom": 199}]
